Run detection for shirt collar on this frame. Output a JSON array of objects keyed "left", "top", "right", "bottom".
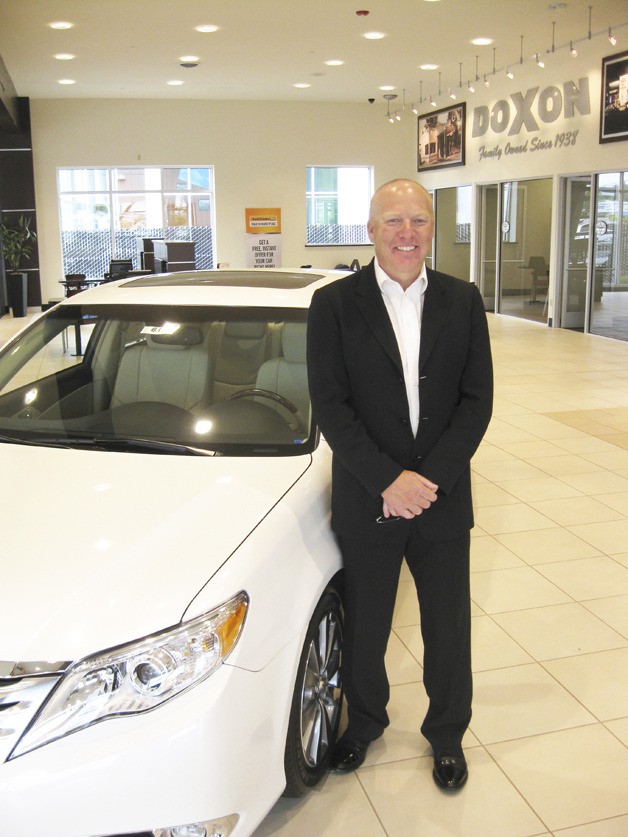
[{"left": 374, "top": 256, "right": 428, "bottom": 299}]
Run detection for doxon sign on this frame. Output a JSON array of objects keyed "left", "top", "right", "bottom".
[{"left": 472, "top": 77, "right": 591, "bottom": 138}]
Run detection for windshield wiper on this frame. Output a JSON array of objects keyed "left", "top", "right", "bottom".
[
  {"left": 91, "top": 436, "right": 221, "bottom": 456},
  {"left": 0, "top": 433, "right": 72, "bottom": 449},
  {"left": 0, "top": 433, "right": 219, "bottom": 455}
]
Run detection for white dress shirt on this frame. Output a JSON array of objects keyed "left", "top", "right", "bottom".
[{"left": 374, "top": 257, "right": 428, "bottom": 436}]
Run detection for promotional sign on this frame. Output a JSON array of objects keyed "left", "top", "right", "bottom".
[{"left": 246, "top": 208, "right": 282, "bottom": 268}]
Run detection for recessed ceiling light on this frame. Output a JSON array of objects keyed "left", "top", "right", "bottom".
[
  {"left": 195, "top": 24, "right": 218, "bottom": 33},
  {"left": 294, "top": 83, "right": 311, "bottom": 88},
  {"left": 363, "top": 31, "right": 386, "bottom": 40},
  {"left": 54, "top": 53, "right": 75, "bottom": 61},
  {"left": 167, "top": 80, "right": 184, "bottom": 86},
  {"left": 379, "top": 85, "right": 396, "bottom": 91},
  {"left": 325, "top": 60, "right": 344, "bottom": 66},
  {"left": 420, "top": 63, "right": 439, "bottom": 70},
  {"left": 180, "top": 55, "right": 199, "bottom": 62},
  {"left": 57, "top": 79, "right": 76, "bottom": 85},
  {"left": 471, "top": 37, "right": 493, "bottom": 46},
  {"left": 50, "top": 21, "right": 74, "bottom": 30}
]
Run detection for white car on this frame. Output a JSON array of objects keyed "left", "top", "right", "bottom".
[{"left": 0, "top": 269, "right": 348, "bottom": 837}]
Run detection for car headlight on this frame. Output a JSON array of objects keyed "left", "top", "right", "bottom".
[{"left": 10, "top": 592, "right": 248, "bottom": 759}]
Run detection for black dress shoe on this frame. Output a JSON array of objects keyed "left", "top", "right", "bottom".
[
  {"left": 331, "top": 737, "right": 371, "bottom": 773},
  {"left": 433, "top": 753, "right": 468, "bottom": 790}
]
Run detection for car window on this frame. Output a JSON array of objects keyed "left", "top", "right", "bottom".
[{"left": 0, "top": 305, "right": 313, "bottom": 455}]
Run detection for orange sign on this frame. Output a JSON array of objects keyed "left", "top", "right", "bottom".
[{"left": 245, "top": 208, "right": 281, "bottom": 235}]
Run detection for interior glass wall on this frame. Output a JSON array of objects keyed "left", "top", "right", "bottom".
[
  {"left": 589, "top": 171, "right": 628, "bottom": 341},
  {"left": 434, "top": 186, "right": 472, "bottom": 282},
  {"left": 498, "top": 178, "right": 552, "bottom": 323}
]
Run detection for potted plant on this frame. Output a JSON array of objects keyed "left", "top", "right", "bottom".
[{"left": 0, "top": 214, "right": 37, "bottom": 317}]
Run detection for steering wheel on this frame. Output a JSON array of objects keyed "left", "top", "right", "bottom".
[{"left": 225, "top": 388, "right": 307, "bottom": 432}]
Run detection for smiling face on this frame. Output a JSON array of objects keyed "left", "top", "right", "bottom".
[{"left": 367, "top": 180, "right": 435, "bottom": 289}]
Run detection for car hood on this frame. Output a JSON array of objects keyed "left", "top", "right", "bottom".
[{"left": 0, "top": 443, "right": 309, "bottom": 662}]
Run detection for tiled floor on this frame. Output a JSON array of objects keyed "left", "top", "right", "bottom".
[
  {"left": 253, "top": 314, "right": 628, "bottom": 837},
  {"left": 2, "top": 310, "right": 627, "bottom": 837}
]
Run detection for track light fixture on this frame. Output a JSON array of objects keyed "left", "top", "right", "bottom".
[
  {"left": 536, "top": 53, "right": 545, "bottom": 68},
  {"left": 506, "top": 66, "right": 514, "bottom": 79},
  {"left": 570, "top": 41, "right": 578, "bottom": 57},
  {"left": 608, "top": 27, "right": 616, "bottom": 46}
]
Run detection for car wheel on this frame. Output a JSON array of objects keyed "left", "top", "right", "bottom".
[{"left": 283, "top": 588, "right": 343, "bottom": 797}]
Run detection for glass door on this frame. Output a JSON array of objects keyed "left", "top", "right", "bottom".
[
  {"left": 498, "top": 178, "right": 552, "bottom": 323},
  {"left": 478, "top": 184, "right": 498, "bottom": 311},
  {"left": 561, "top": 176, "right": 591, "bottom": 330},
  {"left": 589, "top": 171, "right": 628, "bottom": 342}
]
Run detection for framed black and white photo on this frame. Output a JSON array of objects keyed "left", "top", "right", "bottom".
[
  {"left": 600, "top": 51, "right": 628, "bottom": 144},
  {"left": 417, "top": 103, "right": 466, "bottom": 171}
]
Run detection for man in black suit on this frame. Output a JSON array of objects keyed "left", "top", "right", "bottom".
[{"left": 307, "top": 179, "right": 493, "bottom": 790}]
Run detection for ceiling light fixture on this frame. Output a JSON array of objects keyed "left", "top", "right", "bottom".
[
  {"left": 608, "top": 27, "right": 617, "bottom": 46},
  {"left": 383, "top": 93, "right": 397, "bottom": 123},
  {"left": 519, "top": 35, "right": 524, "bottom": 65},
  {"left": 429, "top": 93, "right": 437, "bottom": 106},
  {"left": 570, "top": 41, "right": 578, "bottom": 57},
  {"left": 551, "top": 21, "right": 556, "bottom": 53},
  {"left": 57, "top": 78, "right": 76, "bottom": 85},
  {"left": 536, "top": 53, "right": 545, "bottom": 68},
  {"left": 506, "top": 66, "right": 514, "bottom": 79},
  {"left": 325, "top": 59, "right": 344, "bottom": 66},
  {"left": 293, "top": 83, "right": 311, "bottom": 88},
  {"left": 50, "top": 21, "right": 73, "bottom": 29},
  {"left": 588, "top": 5, "right": 592, "bottom": 40},
  {"left": 420, "top": 63, "right": 438, "bottom": 71},
  {"left": 54, "top": 53, "right": 75, "bottom": 61},
  {"left": 364, "top": 31, "right": 385, "bottom": 40},
  {"left": 195, "top": 24, "right": 218, "bottom": 33},
  {"left": 471, "top": 37, "right": 493, "bottom": 46},
  {"left": 167, "top": 80, "right": 184, "bottom": 86},
  {"left": 180, "top": 55, "right": 199, "bottom": 63}
]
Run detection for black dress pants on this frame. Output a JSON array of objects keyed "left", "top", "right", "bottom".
[{"left": 338, "top": 527, "right": 472, "bottom": 755}]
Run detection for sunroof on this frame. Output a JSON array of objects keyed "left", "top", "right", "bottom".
[{"left": 122, "top": 270, "right": 324, "bottom": 290}]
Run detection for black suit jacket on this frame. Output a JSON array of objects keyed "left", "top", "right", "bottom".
[{"left": 307, "top": 260, "right": 493, "bottom": 543}]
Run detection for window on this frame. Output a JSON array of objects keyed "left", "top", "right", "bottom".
[
  {"left": 58, "top": 167, "right": 215, "bottom": 277},
  {"left": 306, "top": 166, "right": 372, "bottom": 246}
]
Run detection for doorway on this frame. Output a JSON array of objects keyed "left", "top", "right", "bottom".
[{"left": 498, "top": 178, "right": 552, "bottom": 323}]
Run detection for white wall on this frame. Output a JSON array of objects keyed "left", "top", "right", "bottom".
[
  {"left": 29, "top": 35, "right": 627, "bottom": 303},
  {"left": 31, "top": 99, "right": 419, "bottom": 302}
]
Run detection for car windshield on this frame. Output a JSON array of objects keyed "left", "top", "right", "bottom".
[{"left": 0, "top": 304, "right": 314, "bottom": 455}]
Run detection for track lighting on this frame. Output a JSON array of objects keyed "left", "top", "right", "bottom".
[
  {"left": 536, "top": 53, "right": 545, "bottom": 68},
  {"left": 430, "top": 94, "right": 437, "bottom": 106},
  {"left": 608, "top": 27, "right": 617, "bottom": 46},
  {"left": 570, "top": 41, "right": 578, "bottom": 57},
  {"left": 506, "top": 66, "right": 514, "bottom": 79}
]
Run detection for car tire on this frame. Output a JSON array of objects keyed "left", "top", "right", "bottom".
[{"left": 283, "top": 587, "right": 343, "bottom": 797}]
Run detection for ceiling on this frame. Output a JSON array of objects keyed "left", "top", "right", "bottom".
[{"left": 0, "top": 0, "right": 626, "bottom": 110}]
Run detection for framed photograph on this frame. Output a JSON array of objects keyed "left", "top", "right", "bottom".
[
  {"left": 600, "top": 51, "right": 628, "bottom": 144},
  {"left": 417, "top": 103, "right": 466, "bottom": 171}
]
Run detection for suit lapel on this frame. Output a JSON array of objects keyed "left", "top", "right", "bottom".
[
  {"left": 420, "top": 269, "right": 450, "bottom": 371},
  {"left": 354, "top": 263, "right": 403, "bottom": 374}
]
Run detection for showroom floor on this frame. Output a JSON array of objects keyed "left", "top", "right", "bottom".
[
  {"left": 254, "top": 314, "right": 628, "bottom": 837},
  {"left": 2, "top": 310, "right": 627, "bottom": 837}
]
